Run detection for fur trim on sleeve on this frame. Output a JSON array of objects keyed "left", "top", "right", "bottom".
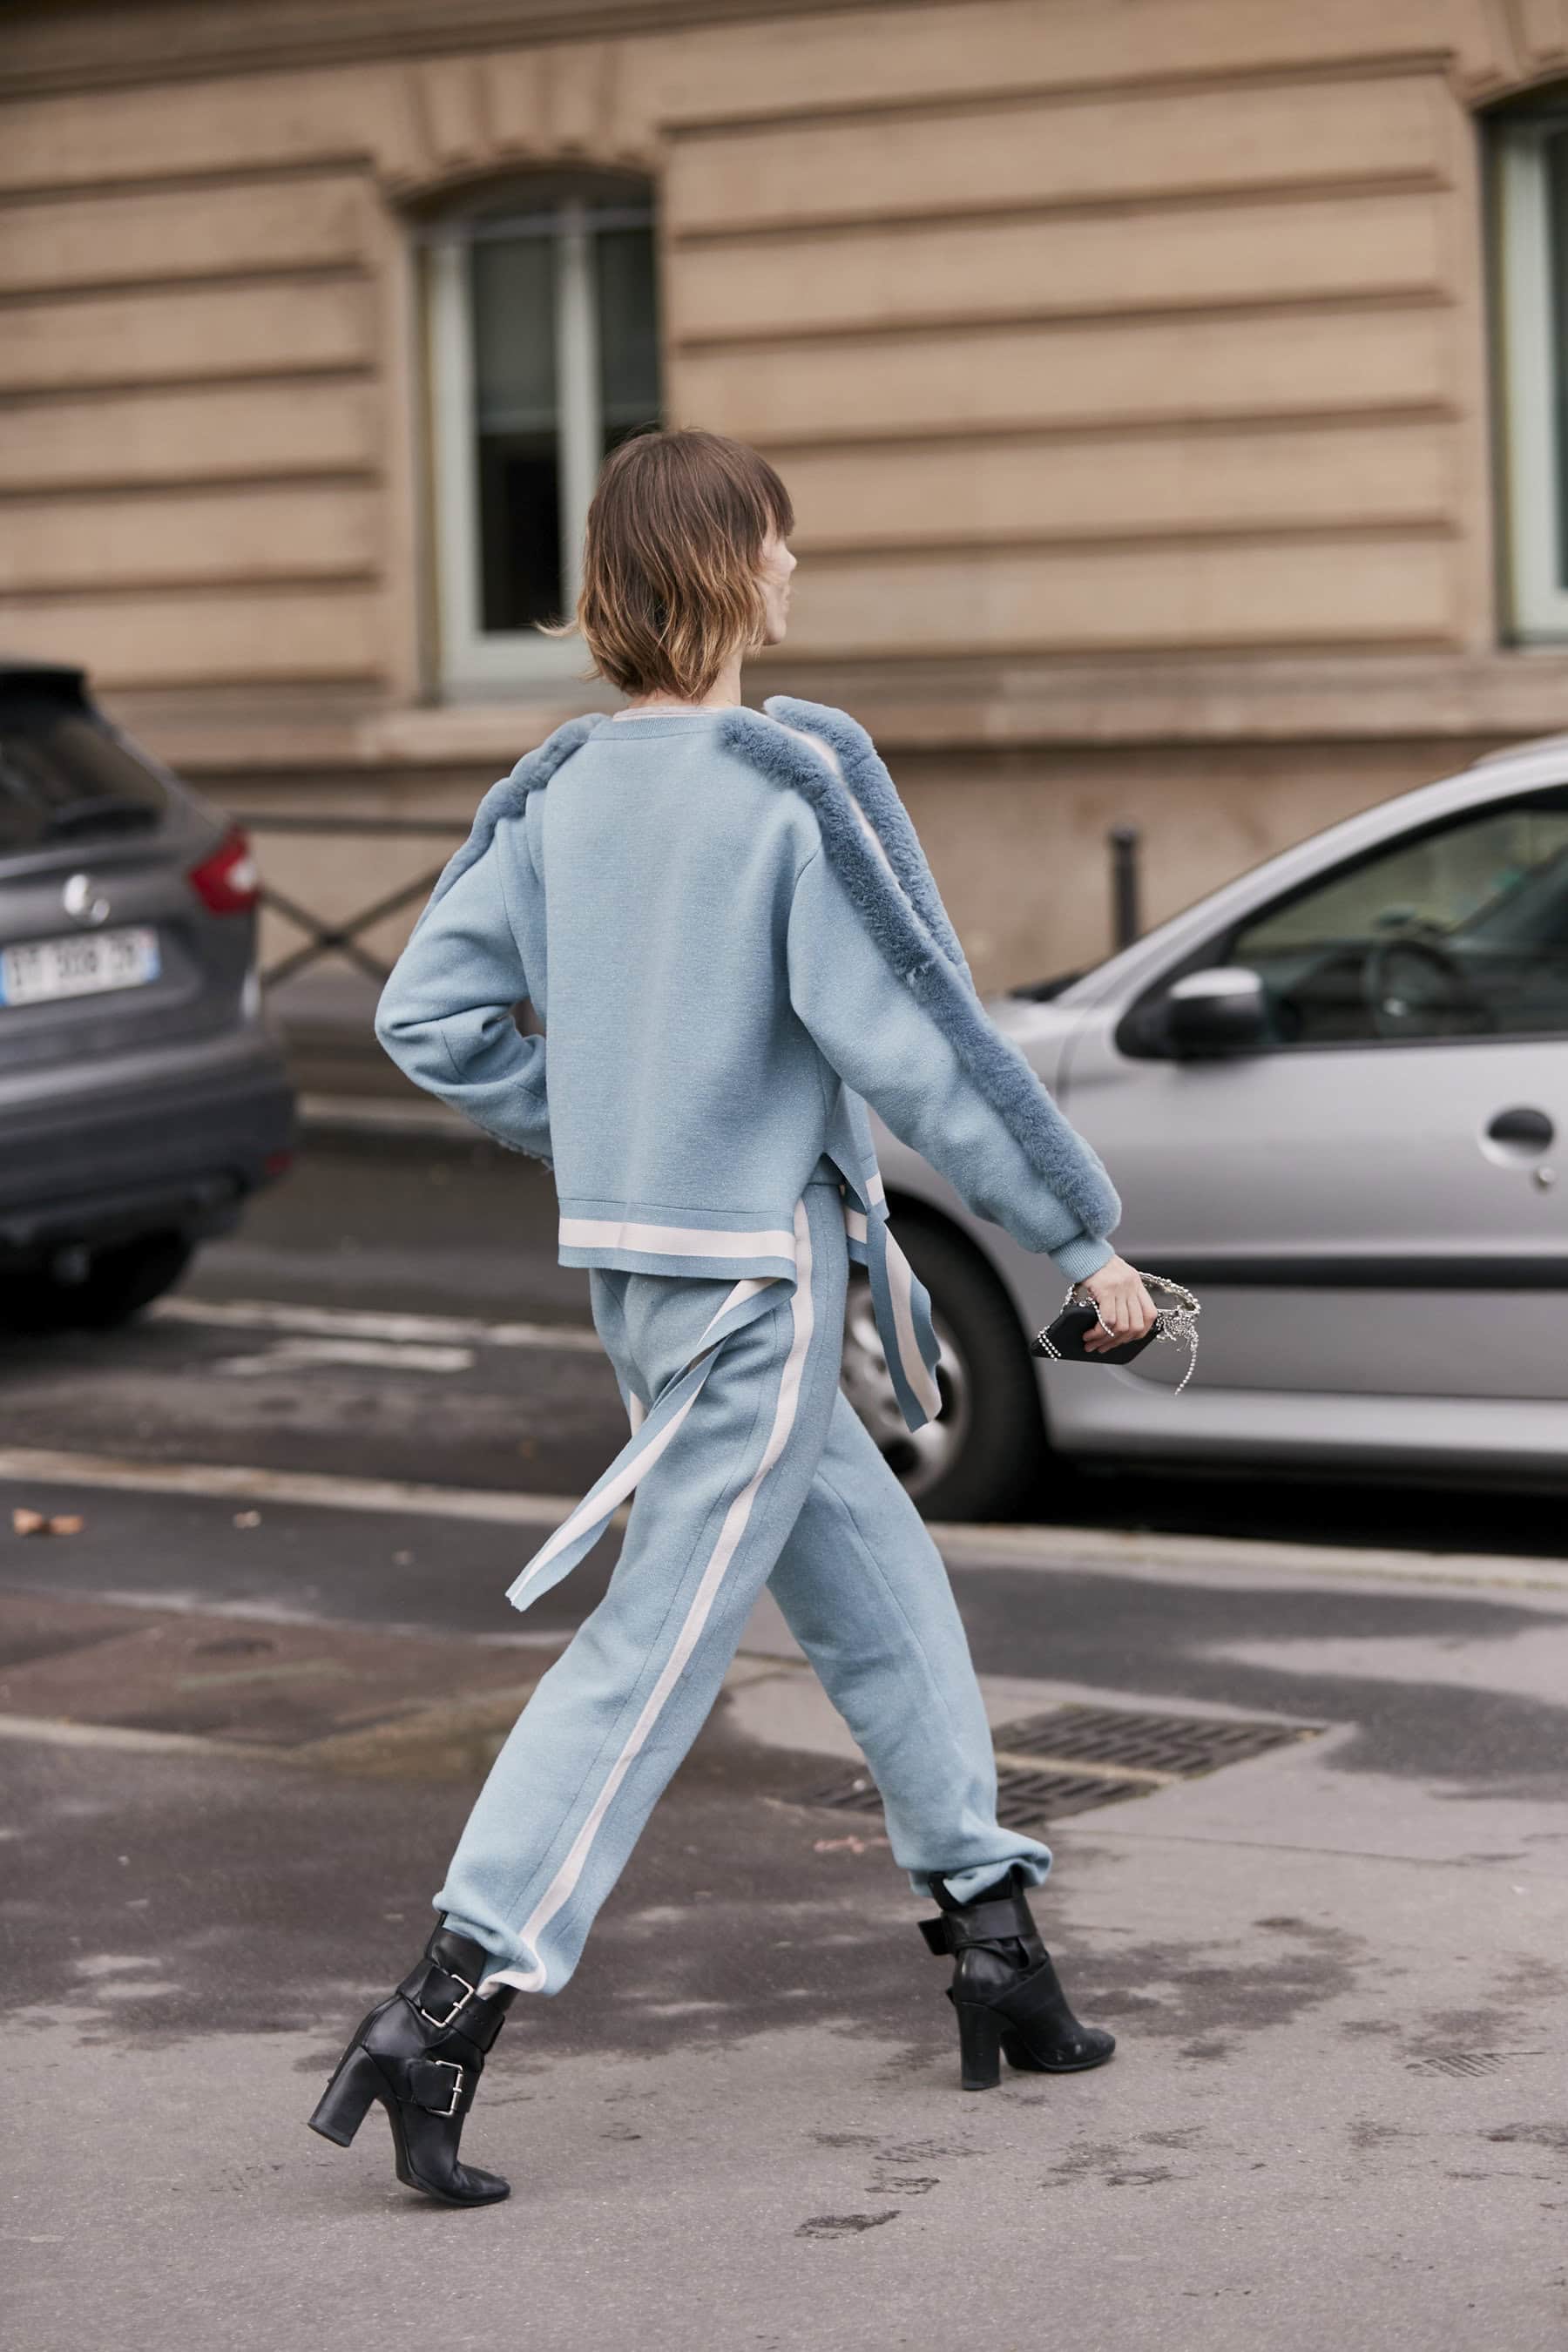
[
  {"left": 717, "top": 700, "right": 1121, "bottom": 1239},
  {"left": 762, "top": 694, "right": 972, "bottom": 981}
]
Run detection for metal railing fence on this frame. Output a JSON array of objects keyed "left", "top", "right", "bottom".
[
  {"left": 231, "top": 810, "right": 1146, "bottom": 993},
  {"left": 229, "top": 811, "right": 467, "bottom": 993}
]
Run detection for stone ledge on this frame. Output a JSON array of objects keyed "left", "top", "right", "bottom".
[
  {"left": 0, "top": 0, "right": 828, "bottom": 101},
  {"left": 102, "top": 648, "right": 1568, "bottom": 781}
]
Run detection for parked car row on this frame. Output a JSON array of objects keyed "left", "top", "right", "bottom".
[
  {"left": 6, "top": 659, "right": 1565, "bottom": 1524},
  {"left": 867, "top": 733, "right": 1568, "bottom": 1518},
  {"left": 0, "top": 660, "right": 294, "bottom": 1329}
]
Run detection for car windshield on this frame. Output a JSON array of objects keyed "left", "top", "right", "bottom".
[{"left": 0, "top": 692, "right": 168, "bottom": 854}]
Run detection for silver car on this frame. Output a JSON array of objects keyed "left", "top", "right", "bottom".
[
  {"left": 849, "top": 733, "right": 1568, "bottom": 1518},
  {"left": 0, "top": 659, "right": 294, "bottom": 1328}
]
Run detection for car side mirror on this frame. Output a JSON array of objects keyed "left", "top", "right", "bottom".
[{"left": 1165, "top": 966, "right": 1267, "bottom": 1058}]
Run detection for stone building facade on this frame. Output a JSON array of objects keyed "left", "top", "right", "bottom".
[{"left": 4, "top": 0, "right": 1568, "bottom": 1030}]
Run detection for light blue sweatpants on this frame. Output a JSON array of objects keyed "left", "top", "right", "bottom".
[{"left": 435, "top": 1173, "right": 1051, "bottom": 1997}]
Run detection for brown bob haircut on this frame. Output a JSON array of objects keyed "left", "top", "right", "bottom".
[{"left": 562, "top": 427, "right": 794, "bottom": 701}]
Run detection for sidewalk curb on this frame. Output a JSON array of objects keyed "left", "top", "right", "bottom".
[
  {"left": 3, "top": 1443, "right": 1566, "bottom": 1595},
  {"left": 296, "top": 1092, "right": 473, "bottom": 1143},
  {"left": 931, "top": 1517, "right": 1568, "bottom": 1595}
]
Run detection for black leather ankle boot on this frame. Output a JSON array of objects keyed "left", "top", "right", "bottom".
[
  {"left": 918, "top": 1862, "right": 1116, "bottom": 2091},
  {"left": 308, "top": 1918, "right": 518, "bottom": 2204}
]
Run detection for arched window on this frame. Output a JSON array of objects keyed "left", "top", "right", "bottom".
[
  {"left": 1495, "top": 96, "right": 1568, "bottom": 641},
  {"left": 422, "top": 171, "right": 661, "bottom": 693}
]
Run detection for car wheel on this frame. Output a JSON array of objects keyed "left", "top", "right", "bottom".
[
  {"left": 44, "top": 1233, "right": 196, "bottom": 1330},
  {"left": 839, "top": 1215, "right": 1045, "bottom": 1522}
]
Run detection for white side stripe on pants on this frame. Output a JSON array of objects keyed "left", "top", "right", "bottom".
[
  {"left": 476, "top": 1202, "right": 817, "bottom": 1997},
  {"left": 500, "top": 1275, "right": 774, "bottom": 1612}
]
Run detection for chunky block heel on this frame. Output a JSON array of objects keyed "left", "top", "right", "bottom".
[
  {"left": 308, "top": 2044, "right": 383, "bottom": 2146},
  {"left": 306, "top": 1919, "right": 519, "bottom": 2205},
  {"left": 952, "top": 1996, "right": 1004, "bottom": 2091},
  {"left": 919, "top": 1863, "right": 1116, "bottom": 2092}
]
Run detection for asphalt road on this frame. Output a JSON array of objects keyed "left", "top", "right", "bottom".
[
  {"left": 4, "top": 1125, "right": 1566, "bottom": 1555},
  {"left": 3, "top": 1123, "right": 1567, "bottom": 1793},
  {"left": 2, "top": 1473, "right": 1565, "bottom": 1796},
  {"left": 3, "top": 1128, "right": 1567, "bottom": 2350}
]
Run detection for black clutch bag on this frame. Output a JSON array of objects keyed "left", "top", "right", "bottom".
[
  {"left": 1031, "top": 1301, "right": 1158, "bottom": 1368},
  {"left": 1031, "top": 1273, "right": 1201, "bottom": 1391}
]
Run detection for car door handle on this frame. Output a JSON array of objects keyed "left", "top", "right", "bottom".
[{"left": 1486, "top": 1105, "right": 1555, "bottom": 1149}]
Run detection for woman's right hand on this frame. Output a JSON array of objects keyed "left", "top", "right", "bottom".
[{"left": 1078, "top": 1256, "right": 1158, "bottom": 1353}]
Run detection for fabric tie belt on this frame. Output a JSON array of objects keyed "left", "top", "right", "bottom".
[{"left": 502, "top": 1167, "right": 942, "bottom": 1615}]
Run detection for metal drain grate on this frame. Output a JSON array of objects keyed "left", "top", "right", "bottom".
[
  {"left": 808, "top": 1703, "right": 1319, "bottom": 1828},
  {"left": 990, "top": 1705, "right": 1310, "bottom": 1778}
]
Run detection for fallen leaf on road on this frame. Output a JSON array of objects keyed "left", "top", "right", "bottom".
[
  {"left": 233, "top": 1510, "right": 262, "bottom": 1529},
  {"left": 11, "top": 1508, "right": 83, "bottom": 1536}
]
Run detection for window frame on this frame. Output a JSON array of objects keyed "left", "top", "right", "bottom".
[
  {"left": 422, "top": 190, "right": 658, "bottom": 696},
  {"left": 1496, "top": 110, "right": 1568, "bottom": 642}
]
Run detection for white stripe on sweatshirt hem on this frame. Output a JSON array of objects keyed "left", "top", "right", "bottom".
[{"left": 558, "top": 1215, "right": 797, "bottom": 1261}]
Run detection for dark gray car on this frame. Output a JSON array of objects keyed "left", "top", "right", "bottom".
[{"left": 0, "top": 660, "right": 294, "bottom": 1327}]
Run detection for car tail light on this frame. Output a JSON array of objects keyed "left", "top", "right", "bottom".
[{"left": 189, "top": 828, "right": 260, "bottom": 914}]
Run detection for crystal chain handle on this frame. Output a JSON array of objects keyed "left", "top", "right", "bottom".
[{"left": 1043, "top": 1269, "right": 1201, "bottom": 1395}]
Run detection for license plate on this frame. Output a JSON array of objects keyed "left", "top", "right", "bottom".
[{"left": 0, "top": 925, "right": 160, "bottom": 1008}]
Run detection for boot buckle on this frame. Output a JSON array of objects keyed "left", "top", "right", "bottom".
[
  {"left": 424, "top": 2058, "right": 465, "bottom": 2118},
  {"left": 416, "top": 1970, "right": 476, "bottom": 2030}
]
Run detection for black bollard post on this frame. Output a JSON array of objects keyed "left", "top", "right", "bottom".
[{"left": 1109, "top": 824, "right": 1141, "bottom": 951}]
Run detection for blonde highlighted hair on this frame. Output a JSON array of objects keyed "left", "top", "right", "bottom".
[{"left": 552, "top": 428, "right": 794, "bottom": 700}]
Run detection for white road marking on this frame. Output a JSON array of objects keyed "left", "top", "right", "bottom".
[
  {"left": 0, "top": 1713, "right": 277, "bottom": 1758},
  {"left": 0, "top": 1446, "right": 588, "bottom": 1530},
  {"left": 213, "top": 1336, "right": 476, "bottom": 1378},
  {"left": 152, "top": 1296, "right": 602, "bottom": 1355}
]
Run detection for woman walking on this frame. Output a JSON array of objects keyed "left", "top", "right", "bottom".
[{"left": 308, "top": 427, "right": 1154, "bottom": 2205}]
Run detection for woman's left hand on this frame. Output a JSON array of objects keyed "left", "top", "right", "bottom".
[{"left": 1077, "top": 1257, "right": 1158, "bottom": 1354}]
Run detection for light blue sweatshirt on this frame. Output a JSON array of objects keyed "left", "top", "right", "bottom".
[{"left": 375, "top": 696, "right": 1119, "bottom": 1421}]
